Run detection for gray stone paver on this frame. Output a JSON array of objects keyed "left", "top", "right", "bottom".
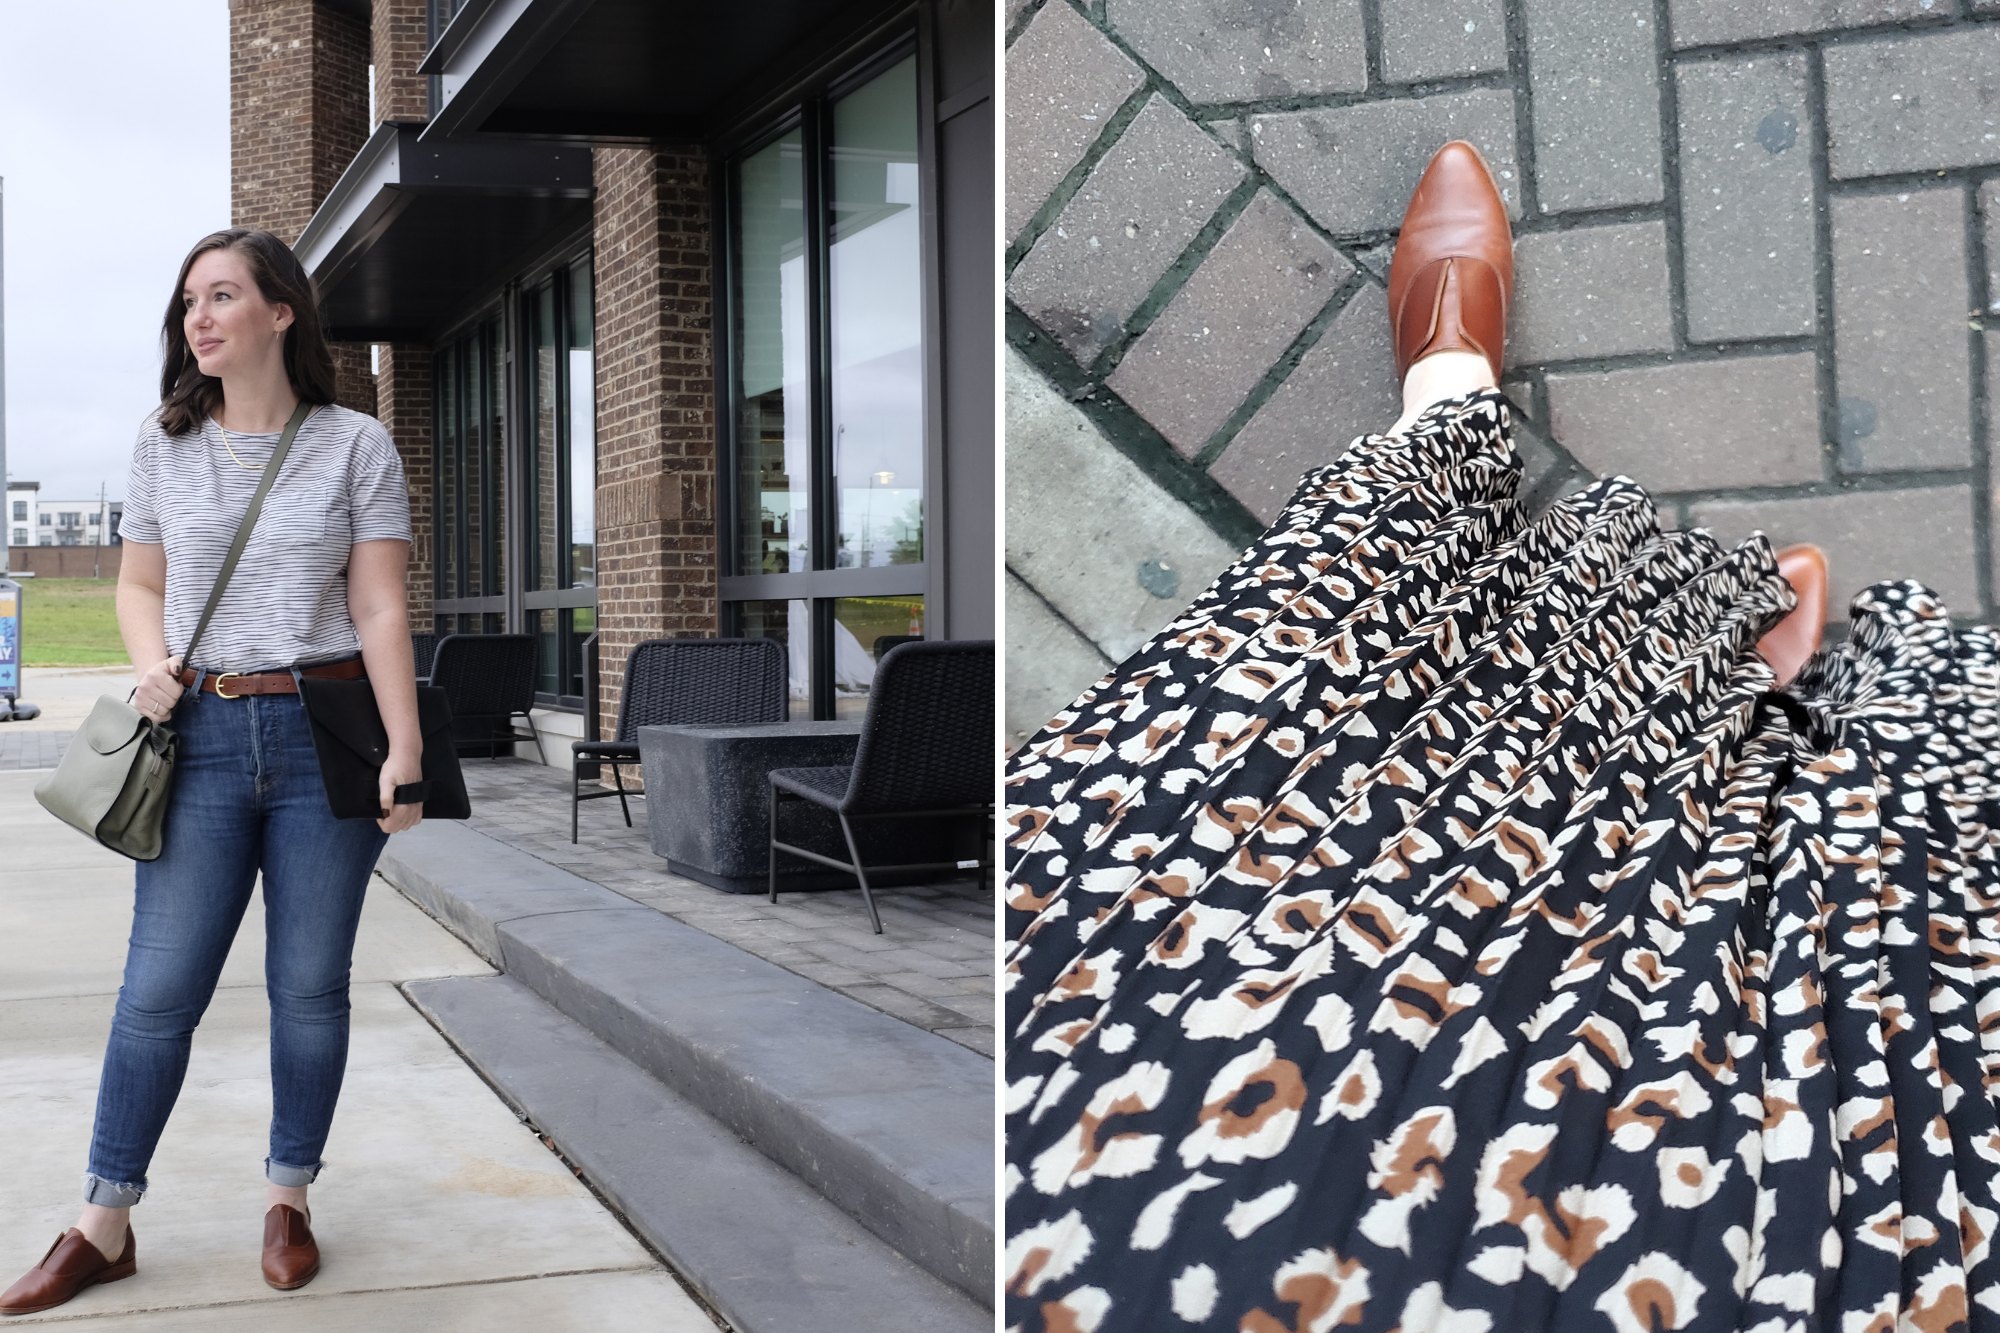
[
  {"left": 1108, "top": 190, "right": 1352, "bottom": 453},
  {"left": 1822, "top": 28, "right": 2000, "bottom": 179},
  {"left": 1005, "top": 0, "right": 1146, "bottom": 241},
  {"left": 1830, "top": 188, "right": 1971, "bottom": 473},
  {"left": 1378, "top": 0, "right": 1509, "bottom": 83},
  {"left": 1523, "top": 0, "right": 1665, "bottom": 211},
  {"left": 1509, "top": 222, "right": 1676, "bottom": 363},
  {"left": 1675, "top": 52, "right": 1817, "bottom": 342},
  {"left": 1006, "top": 347, "right": 1241, "bottom": 664},
  {"left": 1668, "top": 0, "right": 1943, "bottom": 47},
  {"left": 1212, "top": 281, "right": 1402, "bottom": 522},
  {"left": 1689, "top": 485, "right": 1981, "bottom": 617},
  {"left": 1006, "top": 0, "right": 2000, "bottom": 730},
  {"left": 458, "top": 761, "right": 993, "bottom": 1054},
  {"left": 1544, "top": 354, "right": 1824, "bottom": 491},
  {"left": 1981, "top": 180, "right": 2000, "bottom": 316},
  {"left": 1009, "top": 95, "right": 1246, "bottom": 363},
  {"left": 1250, "top": 89, "right": 1523, "bottom": 234},
  {"left": 0, "top": 728, "right": 67, "bottom": 771},
  {"left": 1104, "top": 0, "right": 1367, "bottom": 103}
]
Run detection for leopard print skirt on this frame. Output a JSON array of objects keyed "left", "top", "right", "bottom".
[{"left": 1002, "top": 390, "right": 2000, "bottom": 1332}]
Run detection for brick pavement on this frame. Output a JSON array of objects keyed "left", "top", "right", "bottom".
[
  {"left": 456, "top": 760, "right": 995, "bottom": 1057},
  {"left": 1005, "top": 0, "right": 2000, "bottom": 740}
]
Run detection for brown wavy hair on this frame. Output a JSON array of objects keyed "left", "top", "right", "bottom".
[{"left": 157, "top": 229, "right": 337, "bottom": 437}]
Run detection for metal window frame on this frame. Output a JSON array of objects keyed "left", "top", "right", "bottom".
[
  {"left": 712, "top": 15, "right": 938, "bottom": 721},
  {"left": 428, "top": 225, "right": 598, "bottom": 712}
]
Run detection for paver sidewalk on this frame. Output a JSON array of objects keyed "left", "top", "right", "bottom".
[
  {"left": 1005, "top": 0, "right": 2000, "bottom": 742},
  {"left": 0, "top": 770, "right": 719, "bottom": 1330}
]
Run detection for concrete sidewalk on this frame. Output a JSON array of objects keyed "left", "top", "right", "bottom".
[{"left": 0, "top": 770, "right": 719, "bottom": 1330}]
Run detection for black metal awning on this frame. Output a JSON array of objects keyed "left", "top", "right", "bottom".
[
  {"left": 294, "top": 122, "right": 593, "bottom": 341},
  {"left": 417, "top": 0, "right": 907, "bottom": 144}
]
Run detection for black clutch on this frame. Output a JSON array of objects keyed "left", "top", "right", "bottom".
[{"left": 296, "top": 676, "right": 471, "bottom": 821}]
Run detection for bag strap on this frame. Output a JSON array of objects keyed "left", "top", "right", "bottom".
[{"left": 181, "top": 401, "right": 313, "bottom": 668}]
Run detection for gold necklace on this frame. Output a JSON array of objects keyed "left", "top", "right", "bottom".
[{"left": 215, "top": 419, "right": 265, "bottom": 471}]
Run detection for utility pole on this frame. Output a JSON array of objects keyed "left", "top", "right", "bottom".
[{"left": 94, "top": 481, "right": 105, "bottom": 578}]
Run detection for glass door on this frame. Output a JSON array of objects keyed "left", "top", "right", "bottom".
[
  {"left": 524, "top": 258, "right": 597, "bottom": 706},
  {"left": 724, "top": 49, "right": 928, "bottom": 720},
  {"left": 433, "top": 316, "right": 507, "bottom": 634}
]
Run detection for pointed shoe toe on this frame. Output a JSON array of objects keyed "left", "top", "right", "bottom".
[
  {"left": 1758, "top": 544, "right": 1829, "bottom": 687},
  {"left": 262, "top": 1205, "right": 320, "bottom": 1291},
  {"left": 0, "top": 1227, "right": 137, "bottom": 1316},
  {"left": 1388, "top": 140, "right": 1514, "bottom": 383}
]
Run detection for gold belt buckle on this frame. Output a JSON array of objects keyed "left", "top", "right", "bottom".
[{"left": 212, "top": 672, "right": 244, "bottom": 699}]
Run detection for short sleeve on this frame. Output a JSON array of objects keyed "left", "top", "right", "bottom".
[
  {"left": 119, "top": 419, "right": 163, "bottom": 544},
  {"left": 346, "top": 417, "right": 412, "bottom": 544}
]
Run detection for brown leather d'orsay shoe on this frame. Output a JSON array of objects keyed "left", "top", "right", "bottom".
[
  {"left": 262, "top": 1205, "right": 320, "bottom": 1291},
  {"left": 0, "top": 1227, "right": 137, "bottom": 1315},
  {"left": 1387, "top": 140, "right": 1514, "bottom": 384},
  {"left": 1757, "top": 544, "right": 1828, "bottom": 688}
]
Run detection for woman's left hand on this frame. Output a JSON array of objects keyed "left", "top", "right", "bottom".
[{"left": 377, "top": 750, "right": 426, "bottom": 835}]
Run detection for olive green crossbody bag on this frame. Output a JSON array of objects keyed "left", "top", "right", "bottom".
[{"left": 33, "top": 403, "right": 310, "bottom": 860}]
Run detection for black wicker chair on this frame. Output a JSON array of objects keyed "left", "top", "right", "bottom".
[
  {"left": 429, "top": 633, "right": 545, "bottom": 763},
  {"left": 572, "top": 636, "right": 789, "bottom": 842},
  {"left": 411, "top": 632, "right": 439, "bottom": 684},
  {"left": 767, "top": 640, "right": 993, "bottom": 933}
]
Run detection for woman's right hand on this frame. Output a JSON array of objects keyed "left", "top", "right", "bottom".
[{"left": 134, "top": 656, "right": 186, "bottom": 724}]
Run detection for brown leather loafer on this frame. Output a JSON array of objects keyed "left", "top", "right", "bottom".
[
  {"left": 262, "top": 1205, "right": 320, "bottom": 1290},
  {"left": 1387, "top": 140, "right": 1514, "bottom": 384},
  {"left": 0, "top": 1227, "right": 136, "bottom": 1315}
]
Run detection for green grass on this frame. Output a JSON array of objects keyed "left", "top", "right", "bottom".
[{"left": 13, "top": 578, "right": 129, "bottom": 667}]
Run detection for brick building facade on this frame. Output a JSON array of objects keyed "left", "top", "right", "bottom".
[{"left": 234, "top": 0, "right": 994, "bottom": 757}]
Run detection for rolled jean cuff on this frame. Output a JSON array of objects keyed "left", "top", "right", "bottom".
[
  {"left": 82, "top": 1173, "right": 145, "bottom": 1208},
  {"left": 264, "top": 1157, "right": 322, "bottom": 1188}
]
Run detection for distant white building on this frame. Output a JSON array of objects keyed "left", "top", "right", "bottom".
[
  {"left": 6, "top": 482, "right": 37, "bottom": 549},
  {"left": 7, "top": 485, "right": 122, "bottom": 548}
]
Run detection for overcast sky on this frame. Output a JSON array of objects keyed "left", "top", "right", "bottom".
[{"left": 1, "top": 1, "right": 229, "bottom": 505}]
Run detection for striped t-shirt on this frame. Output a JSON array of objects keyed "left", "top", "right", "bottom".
[{"left": 120, "top": 404, "right": 412, "bottom": 672}]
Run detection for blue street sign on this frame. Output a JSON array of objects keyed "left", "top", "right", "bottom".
[{"left": 0, "top": 576, "right": 19, "bottom": 699}]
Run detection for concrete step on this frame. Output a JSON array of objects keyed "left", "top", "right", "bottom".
[
  {"left": 376, "top": 821, "right": 993, "bottom": 1306},
  {"left": 405, "top": 974, "right": 987, "bottom": 1333}
]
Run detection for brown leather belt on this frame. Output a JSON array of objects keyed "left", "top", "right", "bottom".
[{"left": 177, "top": 659, "right": 366, "bottom": 698}]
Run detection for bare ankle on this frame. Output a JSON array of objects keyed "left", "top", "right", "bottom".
[
  {"left": 74, "top": 1204, "right": 129, "bottom": 1258},
  {"left": 266, "top": 1183, "right": 309, "bottom": 1219},
  {"left": 1390, "top": 349, "right": 1497, "bottom": 434}
]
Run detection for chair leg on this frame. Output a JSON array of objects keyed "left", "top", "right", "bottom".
[
  {"left": 839, "top": 813, "right": 883, "bottom": 935},
  {"left": 521, "top": 713, "right": 548, "bottom": 765},
  {"left": 611, "top": 764, "right": 632, "bottom": 827},
  {"left": 768, "top": 789, "right": 784, "bottom": 905},
  {"left": 571, "top": 766, "right": 580, "bottom": 844}
]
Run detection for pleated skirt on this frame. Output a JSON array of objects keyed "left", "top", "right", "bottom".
[{"left": 1002, "top": 391, "right": 2000, "bottom": 1333}]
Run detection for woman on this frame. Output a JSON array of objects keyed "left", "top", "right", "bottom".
[
  {"left": 1, "top": 229, "right": 424, "bottom": 1315},
  {"left": 1003, "top": 146, "right": 1998, "bottom": 1331}
]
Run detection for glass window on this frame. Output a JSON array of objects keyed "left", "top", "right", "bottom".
[
  {"left": 569, "top": 259, "right": 596, "bottom": 590},
  {"left": 434, "top": 316, "right": 506, "bottom": 605},
  {"left": 724, "top": 48, "right": 928, "bottom": 721},
  {"left": 732, "top": 129, "right": 808, "bottom": 577},
  {"left": 832, "top": 595, "right": 924, "bottom": 719},
  {"left": 737, "top": 599, "right": 811, "bottom": 716},
  {"left": 831, "top": 57, "right": 923, "bottom": 570}
]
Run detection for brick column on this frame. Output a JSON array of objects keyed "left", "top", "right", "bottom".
[
  {"left": 370, "top": 0, "right": 429, "bottom": 123},
  {"left": 230, "top": 0, "right": 374, "bottom": 414},
  {"left": 369, "top": 1, "right": 434, "bottom": 622},
  {"left": 230, "top": 0, "right": 370, "bottom": 242},
  {"left": 375, "top": 346, "right": 433, "bottom": 631},
  {"left": 591, "top": 145, "right": 717, "bottom": 738}
]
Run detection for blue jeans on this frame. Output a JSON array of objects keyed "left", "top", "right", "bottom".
[{"left": 83, "top": 685, "right": 388, "bottom": 1207}]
